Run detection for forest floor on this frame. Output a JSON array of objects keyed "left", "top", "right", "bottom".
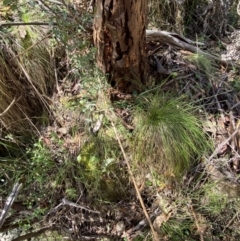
[
  {"left": 1, "top": 2, "right": 240, "bottom": 240},
  {"left": 36, "top": 29, "right": 240, "bottom": 240}
]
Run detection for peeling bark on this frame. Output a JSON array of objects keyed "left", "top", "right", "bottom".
[{"left": 93, "top": 0, "right": 148, "bottom": 93}]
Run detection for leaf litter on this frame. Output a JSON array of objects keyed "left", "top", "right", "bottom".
[{"left": 36, "top": 29, "right": 240, "bottom": 241}]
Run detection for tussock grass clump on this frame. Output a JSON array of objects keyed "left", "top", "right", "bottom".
[
  {"left": 0, "top": 27, "right": 55, "bottom": 137},
  {"left": 188, "top": 53, "right": 217, "bottom": 77},
  {"left": 133, "top": 92, "right": 211, "bottom": 176}
]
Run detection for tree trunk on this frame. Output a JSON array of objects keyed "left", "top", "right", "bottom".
[{"left": 93, "top": 0, "right": 148, "bottom": 93}]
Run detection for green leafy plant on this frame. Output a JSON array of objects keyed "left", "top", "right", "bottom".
[
  {"left": 195, "top": 182, "right": 228, "bottom": 216},
  {"left": 27, "top": 139, "right": 54, "bottom": 184},
  {"left": 230, "top": 78, "right": 240, "bottom": 92},
  {"left": 65, "top": 187, "right": 78, "bottom": 199}
]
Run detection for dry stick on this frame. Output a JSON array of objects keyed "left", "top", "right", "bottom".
[
  {"left": 10, "top": 34, "right": 51, "bottom": 61},
  {"left": 231, "top": 101, "right": 240, "bottom": 110},
  {"left": 222, "top": 211, "right": 239, "bottom": 233},
  {"left": 0, "top": 22, "right": 57, "bottom": 27},
  {"left": 199, "top": 127, "right": 240, "bottom": 190},
  {"left": 61, "top": 198, "right": 100, "bottom": 214},
  {"left": 207, "top": 127, "right": 240, "bottom": 164},
  {"left": 11, "top": 227, "right": 51, "bottom": 241},
  {"left": 226, "top": 100, "right": 237, "bottom": 152},
  {"left": 38, "top": 0, "right": 63, "bottom": 19},
  {"left": 111, "top": 122, "right": 159, "bottom": 241},
  {"left": 190, "top": 205, "right": 204, "bottom": 241},
  {"left": 53, "top": 51, "right": 60, "bottom": 94},
  {"left": 0, "top": 183, "right": 22, "bottom": 229},
  {"left": 194, "top": 103, "right": 238, "bottom": 184}
]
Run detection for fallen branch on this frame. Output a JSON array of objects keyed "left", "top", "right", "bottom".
[
  {"left": 0, "top": 22, "right": 57, "bottom": 27},
  {"left": 146, "top": 30, "right": 239, "bottom": 69},
  {"left": 147, "top": 30, "right": 205, "bottom": 46},
  {"left": 11, "top": 227, "right": 51, "bottom": 241},
  {"left": 0, "top": 183, "right": 22, "bottom": 229},
  {"left": 0, "top": 212, "right": 37, "bottom": 233}
]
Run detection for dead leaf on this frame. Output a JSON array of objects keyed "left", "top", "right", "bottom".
[{"left": 202, "top": 119, "right": 217, "bottom": 134}]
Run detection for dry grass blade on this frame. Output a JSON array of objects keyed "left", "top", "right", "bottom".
[
  {"left": 111, "top": 121, "right": 159, "bottom": 241},
  {"left": 0, "top": 97, "right": 16, "bottom": 117},
  {"left": 189, "top": 205, "right": 204, "bottom": 241}
]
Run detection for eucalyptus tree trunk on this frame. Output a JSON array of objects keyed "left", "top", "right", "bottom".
[{"left": 93, "top": 0, "right": 148, "bottom": 93}]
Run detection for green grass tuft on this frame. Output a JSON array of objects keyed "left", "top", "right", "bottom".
[
  {"left": 188, "top": 53, "right": 217, "bottom": 77},
  {"left": 132, "top": 92, "right": 211, "bottom": 176}
]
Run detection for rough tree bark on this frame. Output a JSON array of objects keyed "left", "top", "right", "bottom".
[{"left": 93, "top": 0, "right": 148, "bottom": 93}]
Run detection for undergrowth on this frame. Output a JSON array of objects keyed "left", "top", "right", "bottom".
[{"left": 1, "top": 1, "right": 240, "bottom": 241}]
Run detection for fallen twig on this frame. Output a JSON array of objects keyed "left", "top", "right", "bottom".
[
  {"left": 0, "top": 22, "right": 57, "bottom": 27},
  {"left": 206, "top": 127, "right": 240, "bottom": 164},
  {"left": 111, "top": 122, "right": 159, "bottom": 241},
  {"left": 62, "top": 198, "right": 100, "bottom": 214},
  {"left": 223, "top": 211, "right": 239, "bottom": 233},
  {"left": 11, "top": 227, "right": 51, "bottom": 241},
  {"left": 189, "top": 205, "right": 204, "bottom": 241},
  {"left": 46, "top": 198, "right": 100, "bottom": 216}
]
